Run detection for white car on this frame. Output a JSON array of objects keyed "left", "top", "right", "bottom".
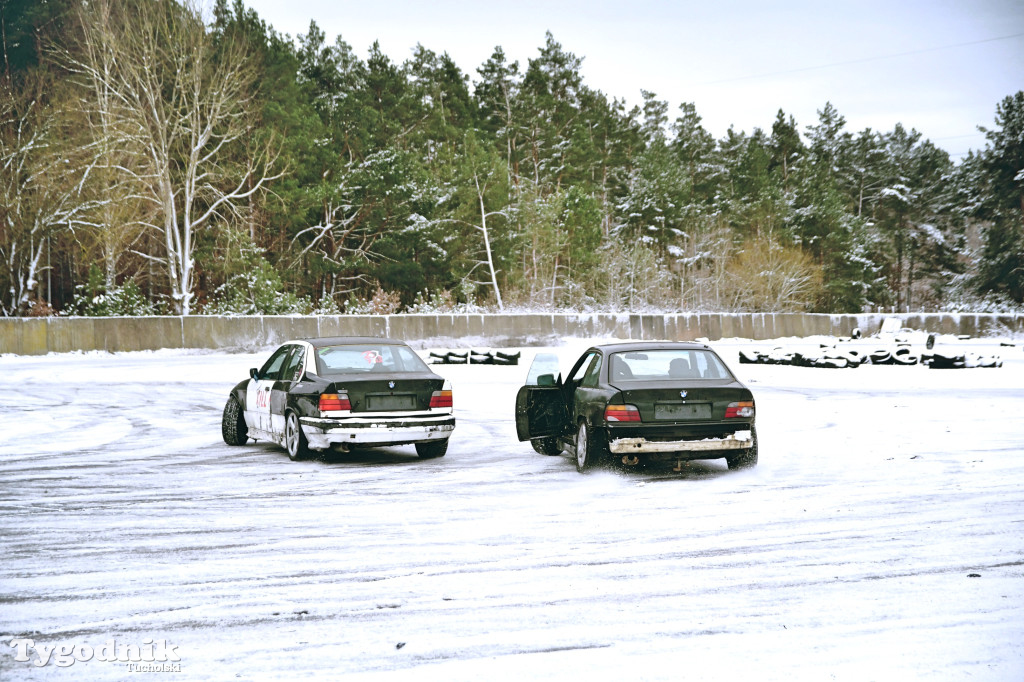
[{"left": 222, "top": 337, "right": 455, "bottom": 460}]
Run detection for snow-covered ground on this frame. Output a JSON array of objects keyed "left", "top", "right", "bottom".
[{"left": 1, "top": 337, "right": 1022, "bottom": 681}]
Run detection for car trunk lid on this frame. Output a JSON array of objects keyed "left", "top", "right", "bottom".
[
  {"left": 327, "top": 374, "right": 444, "bottom": 413},
  {"left": 610, "top": 380, "right": 751, "bottom": 422}
]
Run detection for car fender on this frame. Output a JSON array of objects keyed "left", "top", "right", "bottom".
[
  {"left": 286, "top": 392, "right": 319, "bottom": 419},
  {"left": 230, "top": 378, "right": 250, "bottom": 407},
  {"left": 288, "top": 373, "right": 329, "bottom": 418},
  {"left": 575, "top": 386, "right": 614, "bottom": 430}
]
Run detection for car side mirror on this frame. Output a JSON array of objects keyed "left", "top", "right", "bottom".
[
  {"left": 249, "top": 368, "right": 259, "bottom": 380},
  {"left": 537, "top": 373, "right": 556, "bottom": 386}
]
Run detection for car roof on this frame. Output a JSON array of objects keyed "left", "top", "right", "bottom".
[
  {"left": 591, "top": 341, "right": 713, "bottom": 353},
  {"left": 292, "top": 336, "right": 410, "bottom": 348}
]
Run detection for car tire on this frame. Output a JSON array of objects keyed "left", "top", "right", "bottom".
[
  {"left": 575, "top": 421, "right": 605, "bottom": 473},
  {"left": 285, "top": 411, "right": 310, "bottom": 461},
  {"left": 726, "top": 426, "right": 758, "bottom": 470},
  {"left": 531, "top": 437, "right": 562, "bottom": 455},
  {"left": 221, "top": 395, "right": 248, "bottom": 446},
  {"left": 415, "top": 439, "right": 449, "bottom": 459}
]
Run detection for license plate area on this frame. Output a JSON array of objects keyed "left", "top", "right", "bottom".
[
  {"left": 654, "top": 402, "right": 711, "bottom": 420},
  {"left": 366, "top": 394, "right": 417, "bottom": 410}
]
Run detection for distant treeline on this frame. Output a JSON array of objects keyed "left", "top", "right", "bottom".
[{"left": 2, "top": 0, "right": 1022, "bottom": 317}]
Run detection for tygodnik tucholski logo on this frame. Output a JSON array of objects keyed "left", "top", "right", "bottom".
[{"left": 7, "top": 637, "right": 182, "bottom": 671}]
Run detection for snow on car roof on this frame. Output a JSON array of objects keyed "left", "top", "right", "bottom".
[
  {"left": 295, "top": 336, "right": 409, "bottom": 347},
  {"left": 591, "top": 341, "right": 713, "bottom": 353}
]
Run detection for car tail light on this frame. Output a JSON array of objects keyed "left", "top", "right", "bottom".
[
  {"left": 604, "top": 404, "right": 641, "bottom": 422},
  {"left": 725, "top": 401, "right": 755, "bottom": 418},
  {"left": 430, "top": 390, "right": 453, "bottom": 408},
  {"left": 319, "top": 393, "right": 351, "bottom": 412}
]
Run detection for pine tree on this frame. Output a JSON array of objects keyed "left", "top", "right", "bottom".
[{"left": 975, "top": 91, "right": 1024, "bottom": 303}]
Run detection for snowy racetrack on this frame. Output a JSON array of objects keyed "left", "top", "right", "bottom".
[{"left": 1, "top": 339, "right": 1022, "bottom": 681}]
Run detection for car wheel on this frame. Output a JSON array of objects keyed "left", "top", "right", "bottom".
[
  {"left": 221, "top": 395, "right": 248, "bottom": 446},
  {"left": 415, "top": 439, "right": 449, "bottom": 459},
  {"left": 285, "top": 411, "right": 310, "bottom": 461},
  {"left": 576, "top": 421, "right": 605, "bottom": 473},
  {"left": 726, "top": 426, "right": 758, "bottom": 470},
  {"left": 531, "top": 437, "right": 562, "bottom": 455}
]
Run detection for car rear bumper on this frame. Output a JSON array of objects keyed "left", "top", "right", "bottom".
[
  {"left": 300, "top": 414, "right": 455, "bottom": 450},
  {"left": 608, "top": 429, "right": 753, "bottom": 454}
]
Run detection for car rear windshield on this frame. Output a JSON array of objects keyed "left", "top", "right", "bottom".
[
  {"left": 609, "top": 349, "right": 733, "bottom": 381},
  {"left": 314, "top": 344, "right": 431, "bottom": 376}
]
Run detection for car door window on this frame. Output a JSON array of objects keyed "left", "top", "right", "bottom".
[
  {"left": 258, "top": 345, "right": 292, "bottom": 381},
  {"left": 525, "top": 353, "right": 561, "bottom": 386},
  {"left": 282, "top": 346, "right": 305, "bottom": 383},
  {"left": 569, "top": 353, "right": 596, "bottom": 383},
  {"left": 580, "top": 354, "right": 602, "bottom": 388},
  {"left": 563, "top": 352, "right": 598, "bottom": 408}
]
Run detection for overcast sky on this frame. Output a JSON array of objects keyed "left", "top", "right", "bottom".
[{"left": 240, "top": 0, "right": 1024, "bottom": 162}]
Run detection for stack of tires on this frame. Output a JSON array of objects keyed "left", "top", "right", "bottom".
[{"left": 429, "top": 350, "right": 520, "bottom": 365}]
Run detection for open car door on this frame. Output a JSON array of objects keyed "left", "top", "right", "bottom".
[{"left": 514, "top": 353, "right": 568, "bottom": 441}]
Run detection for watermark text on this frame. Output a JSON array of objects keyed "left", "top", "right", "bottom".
[{"left": 8, "top": 638, "right": 180, "bottom": 668}]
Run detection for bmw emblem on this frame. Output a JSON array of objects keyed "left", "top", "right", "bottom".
[
  {"left": 679, "top": 390, "right": 688, "bottom": 398},
  {"left": 388, "top": 381, "right": 395, "bottom": 389}
]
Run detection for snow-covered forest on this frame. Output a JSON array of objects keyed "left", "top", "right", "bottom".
[{"left": 2, "top": 0, "right": 1023, "bottom": 318}]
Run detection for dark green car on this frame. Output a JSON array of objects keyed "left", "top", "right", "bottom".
[{"left": 515, "top": 342, "right": 757, "bottom": 473}]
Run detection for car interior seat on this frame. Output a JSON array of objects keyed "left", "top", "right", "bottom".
[
  {"left": 611, "top": 356, "right": 634, "bottom": 380},
  {"left": 669, "top": 357, "right": 691, "bottom": 378}
]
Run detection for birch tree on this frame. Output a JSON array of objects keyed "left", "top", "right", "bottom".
[
  {"left": 428, "top": 135, "right": 510, "bottom": 308},
  {"left": 69, "top": 0, "right": 280, "bottom": 314},
  {"left": 67, "top": 0, "right": 150, "bottom": 291},
  {"left": 470, "top": 167, "right": 505, "bottom": 309},
  {"left": 0, "top": 71, "right": 99, "bottom": 316}
]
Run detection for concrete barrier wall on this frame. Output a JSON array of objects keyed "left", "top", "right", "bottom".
[{"left": 1, "top": 312, "right": 1021, "bottom": 355}]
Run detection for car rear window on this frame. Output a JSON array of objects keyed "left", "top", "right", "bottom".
[
  {"left": 609, "top": 349, "right": 733, "bottom": 381},
  {"left": 314, "top": 344, "right": 430, "bottom": 375}
]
